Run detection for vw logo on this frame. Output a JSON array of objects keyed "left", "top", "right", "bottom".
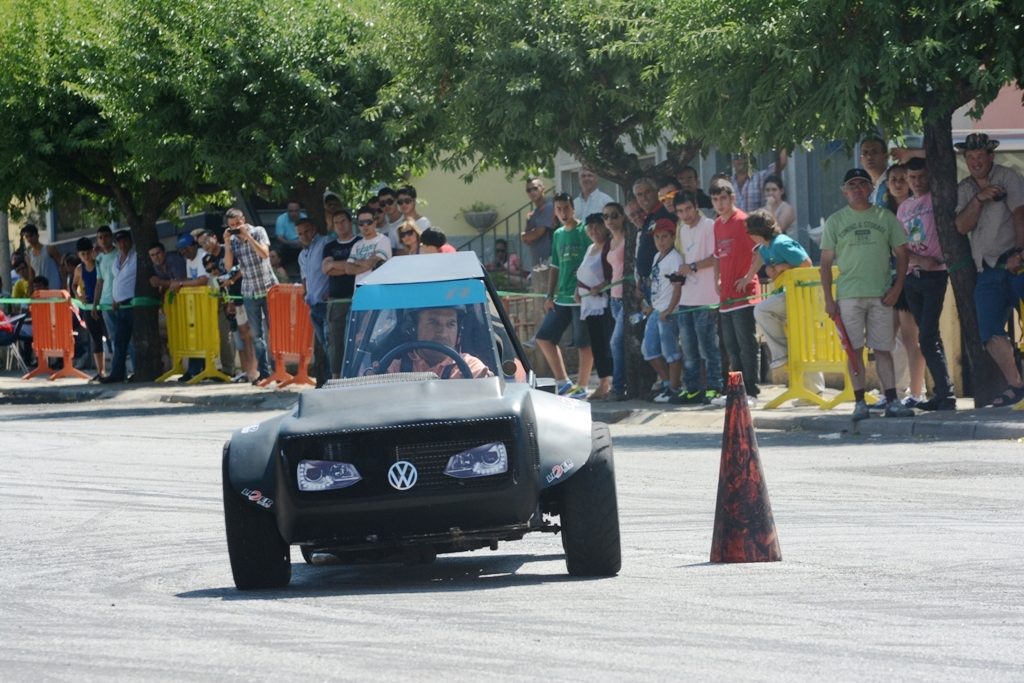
[{"left": 388, "top": 461, "right": 418, "bottom": 491}]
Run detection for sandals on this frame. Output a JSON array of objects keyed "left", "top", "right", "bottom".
[{"left": 990, "top": 384, "right": 1024, "bottom": 408}]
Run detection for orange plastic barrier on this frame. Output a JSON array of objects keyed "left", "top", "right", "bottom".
[
  {"left": 156, "top": 286, "right": 232, "bottom": 384},
  {"left": 22, "top": 289, "right": 91, "bottom": 381},
  {"left": 259, "top": 284, "right": 314, "bottom": 388},
  {"left": 761, "top": 268, "right": 865, "bottom": 410}
]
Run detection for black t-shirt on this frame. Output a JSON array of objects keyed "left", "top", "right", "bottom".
[
  {"left": 323, "top": 236, "right": 362, "bottom": 299},
  {"left": 636, "top": 205, "right": 674, "bottom": 279}
]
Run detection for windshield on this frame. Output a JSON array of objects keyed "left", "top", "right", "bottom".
[{"left": 342, "top": 301, "right": 500, "bottom": 379}]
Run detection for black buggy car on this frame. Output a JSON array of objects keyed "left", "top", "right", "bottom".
[{"left": 222, "top": 252, "right": 620, "bottom": 589}]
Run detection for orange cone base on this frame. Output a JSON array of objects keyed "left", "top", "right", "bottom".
[
  {"left": 22, "top": 352, "right": 91, "bottom": 381},
  {"left": 709, "top": 371, "right": 782, "bottom": 563}
]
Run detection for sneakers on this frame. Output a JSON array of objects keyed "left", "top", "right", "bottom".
[
  {"left": 566, "top": 385, "right": 589, "bottom": 400},
  {"left": 901, "top": 394, "right": 926, "bottom": 408},
  {"left": 883, "top": 402, "right": 914, "bottom": 418},
  {"left": 871, "top": 396, "right": 887, "bottom": 411},
  {"left": 556, "top": 381, "right": 574, "bottom": 396},
  {"left": 851, "top": 400, "right": 870, "bottom": 421},
  {"left": 703, "top": 392, "right": 756, "bottom": 408},
  {"left": 652, "top": 387, "right": 678, "bottom": 403},
  {"left": 670, "top": 390, "right": 705, "bottom": 405},
  {"left": 917, "top": 396, "right": 956, "bottom": 411}
]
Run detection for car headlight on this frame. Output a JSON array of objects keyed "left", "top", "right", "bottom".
[
  {"left": 297, "top": 460, "right": 362, "bottom": 491},
  {"left": 444, "top": 443, "right": 508, "bottom": 479}
]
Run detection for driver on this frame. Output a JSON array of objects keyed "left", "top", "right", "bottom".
[{"left": 385, "top": 307, "right": 494, "bottom": 379}]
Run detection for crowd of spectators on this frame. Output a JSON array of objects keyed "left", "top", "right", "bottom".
[{"left": 5, "top": 138, "right": 1024, "bottom": 411}]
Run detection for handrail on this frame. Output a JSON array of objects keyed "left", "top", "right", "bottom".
[{"left": 456, "top": 188, "right": 555, "bottom": 291}]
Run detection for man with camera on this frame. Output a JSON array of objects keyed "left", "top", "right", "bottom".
[
  {"left": 222, "top": 208, "right": 278, "bottom": 383},
  {"left": 954, "top": 133, "right": 1024, "bottom": 407}
]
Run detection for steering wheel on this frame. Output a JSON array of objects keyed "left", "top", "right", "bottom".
[{"left": 376, "top": 340, "right": 473, "bottom": 378}]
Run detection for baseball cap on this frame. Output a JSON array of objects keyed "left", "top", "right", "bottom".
[
  {"left": 113, "top": 229, "right": 132, "bottom": 241},
  {"left": 176, "top": 233, "right": 196, "bottom": 249},
  {"left": 842, "top": 168, "right": 872, "bottom": 186},
  {"left": 652, "top": 218, "right": 676, "bottom": 236}
]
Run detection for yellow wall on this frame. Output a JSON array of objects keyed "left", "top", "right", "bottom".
[{"left": 408, "top": 165, "right": 553, "bottom": 241}]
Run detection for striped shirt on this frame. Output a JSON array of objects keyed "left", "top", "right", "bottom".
[{"left": 229, "top": 225, "right": 278, "bottom": 297}]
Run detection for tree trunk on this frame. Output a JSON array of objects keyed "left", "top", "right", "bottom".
[
  {"left": 292, "top": 178, "right": 331, "bottom": 234},
  {"left": 923, "top": 107, "right": 1005, "bottom": 405},
  {"left": 618, "top": 182, "right": 655, "bottom": 399},
  {"left": 129, "top": 215, "right": 164, "bottom": 382}
]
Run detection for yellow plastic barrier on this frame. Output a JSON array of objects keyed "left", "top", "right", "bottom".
[
  {"left": 156, "top": 286, "right": 231, "bottom": 384},
  {"left": 761, "top": 267, "right": 864, "bottom": 410}
]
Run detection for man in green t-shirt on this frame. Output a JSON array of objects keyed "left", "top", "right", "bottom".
[
  {"left": 536, "top": 192, "right": 593, "bottom": 399},
  {"left": 821, "top": 168, "right": 911, "bottom": 421}
]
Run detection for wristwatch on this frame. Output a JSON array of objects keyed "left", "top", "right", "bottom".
[{"left": 688, "top": 262, "right": 697, "bottom": 273}]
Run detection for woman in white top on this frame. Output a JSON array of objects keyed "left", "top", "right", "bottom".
[
  {"left": 575, "top": 213, "right": 614, "bottom": 400},
  {"left": 761, "top": 175, "right": 795, "bottom": 237}
]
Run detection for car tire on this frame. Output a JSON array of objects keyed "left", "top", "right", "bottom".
[
  {"left": 559, "top": 422, "right": 621, "bottom": 576},
  {"left": 223, "top": 478, "right": 291, "bottom": 590}
]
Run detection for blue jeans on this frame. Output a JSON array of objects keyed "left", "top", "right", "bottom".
[
  {"left": 610, "top": 298, "right": 625, "bottom": 395},
  {"left": 678, "top": 308, "right": 724, "bottom": 393},
  {"left": 975, "top": 266, "right": 1018, "bottom": 342},
  {"left": 309, "top": 302, "right": 329, "bottom": 374},
  {"left": 243, "top": 296, "right": 271, "bottom": 377},
  {"left": 109, "top": 305, "right": 134, "bottom": 380}
]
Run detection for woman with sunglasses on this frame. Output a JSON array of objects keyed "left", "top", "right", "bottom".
[{"left": 397, "top": 220, "right": 422, "bottom": 255}]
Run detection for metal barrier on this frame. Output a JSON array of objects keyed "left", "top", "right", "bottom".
[
  {"left": 156, "top": 286, "right": 231, "bottom": 384},
  {"left": 761, "top": 267, "right": 862, "bottom": 410},
  {"left": 259, "top": 284, "right": 314, "bottom": 388},
  {"left": 22, "top": 290, "right": 91, "bottom": 381}
]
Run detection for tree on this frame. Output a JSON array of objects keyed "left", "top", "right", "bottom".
[
  {"left": 641, "top": 0, "right": 1024, "bottom": 404},
  {"left": 377, "top": 0, "right": 701, "bottom": 395},
  {"left": 0, "top": 0, "right": 427, "bottom": 379}
]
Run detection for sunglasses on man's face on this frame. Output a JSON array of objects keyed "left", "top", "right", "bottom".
[
  {"left": 379, "top": 198, "right": 395, "bottom": 206},
  {"left": 357, "top": 219, "right": 375, "bottom": 226}
]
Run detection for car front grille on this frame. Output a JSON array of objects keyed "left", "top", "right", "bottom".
[{"left": 282, "top": 416, "right": 521, "bottom": 500}]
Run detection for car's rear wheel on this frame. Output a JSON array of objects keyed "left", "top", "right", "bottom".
[
  {"left": 223, "top": 477, "right": 291, "bottom": 590},
  {"left": 559, "top": 422, "right": 621, "bottom": 576}
]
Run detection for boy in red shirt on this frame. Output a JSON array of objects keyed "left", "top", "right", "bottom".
[{"left": 710, "top": 178, "right": 762, "bottom": 406}]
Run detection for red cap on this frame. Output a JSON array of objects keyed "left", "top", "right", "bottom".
[{"left": 653, "top": 218, "right": 676, "bottom": 236}]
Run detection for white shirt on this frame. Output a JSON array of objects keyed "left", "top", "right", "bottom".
[
  {"left": 650, "top": 249, "right": 683, "bottom": 313},
  {"left": 348, "top": 234, "right": 392, "bottom": 284},
  {"left": 675, "top": 216, "right": 718, "bottom": 306},
  {"left": 185, "top": 248, "right": 208, "bottom": 280},
  {"left": 111, "top": 250, "right": 137, "bottom": 303},
  {"left": 574, "top": 189, "right": 615, "bottom": 222}
]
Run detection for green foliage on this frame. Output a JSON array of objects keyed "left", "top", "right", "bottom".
[
  {"left": 644, "top": 0, "right": 1024, "bottom": 150},
  {"left": 0, "top": 0, "right": 429, "bottom": 222},
  {"left": 375, "top": 0, "right": 679, "bottom": 186}
]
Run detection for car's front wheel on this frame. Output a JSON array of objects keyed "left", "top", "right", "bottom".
[
  {"left": 559, "top": 422, "right": 621, "bottom": 576},
  {"left": 223, "top": 476, "right": 291, "bottom": 590}
]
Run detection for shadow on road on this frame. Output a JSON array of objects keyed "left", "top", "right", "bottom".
[{"left": 176, "top": 553, "right": 611, "bottom": 599}]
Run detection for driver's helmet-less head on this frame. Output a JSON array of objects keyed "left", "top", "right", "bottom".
[{"left": 400, "top": 306, "right": 467, "bottom": 347}]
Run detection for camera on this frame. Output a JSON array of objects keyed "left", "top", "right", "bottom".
[
  {"left": 993, "top": 190, "right": 1008, "bottom": 202},
  {"left": 227, "top": 226, "right": 242, "bottom": 235},
  {"left": 665, "top": 272, "right": 687, "bottom": 285}
]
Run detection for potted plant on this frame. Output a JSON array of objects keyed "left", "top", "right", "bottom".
[{"left": 460, "top": 201, "right": 498, "bottom": 232}]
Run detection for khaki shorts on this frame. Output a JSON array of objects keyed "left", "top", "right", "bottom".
[{"left": 837, "top": 297, "right": 895, "bottom": 352}]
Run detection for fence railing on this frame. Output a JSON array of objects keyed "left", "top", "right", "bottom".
[{"left": 456, "top": 189, "right": 554, "bottom": 292}]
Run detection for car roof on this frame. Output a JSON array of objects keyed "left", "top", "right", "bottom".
[{"left": 359, "top": 252, "right": 484, "bottom": 286}]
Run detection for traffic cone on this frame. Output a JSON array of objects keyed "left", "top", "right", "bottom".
[{"left": 709, "top": 371, "right": 782, "bottom": 563}]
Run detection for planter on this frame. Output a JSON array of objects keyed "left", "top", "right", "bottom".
[{"left": 463, "top": 210, "right": 497, "bottom": 232}]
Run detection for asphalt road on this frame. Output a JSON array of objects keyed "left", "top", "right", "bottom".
[{"left": 1, "top": 400, "right": 1022, "bottom": 681}]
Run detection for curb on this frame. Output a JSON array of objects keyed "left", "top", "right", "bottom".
[{"left": 752, "top": 413, "right": 1023, "bottom": 440}]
